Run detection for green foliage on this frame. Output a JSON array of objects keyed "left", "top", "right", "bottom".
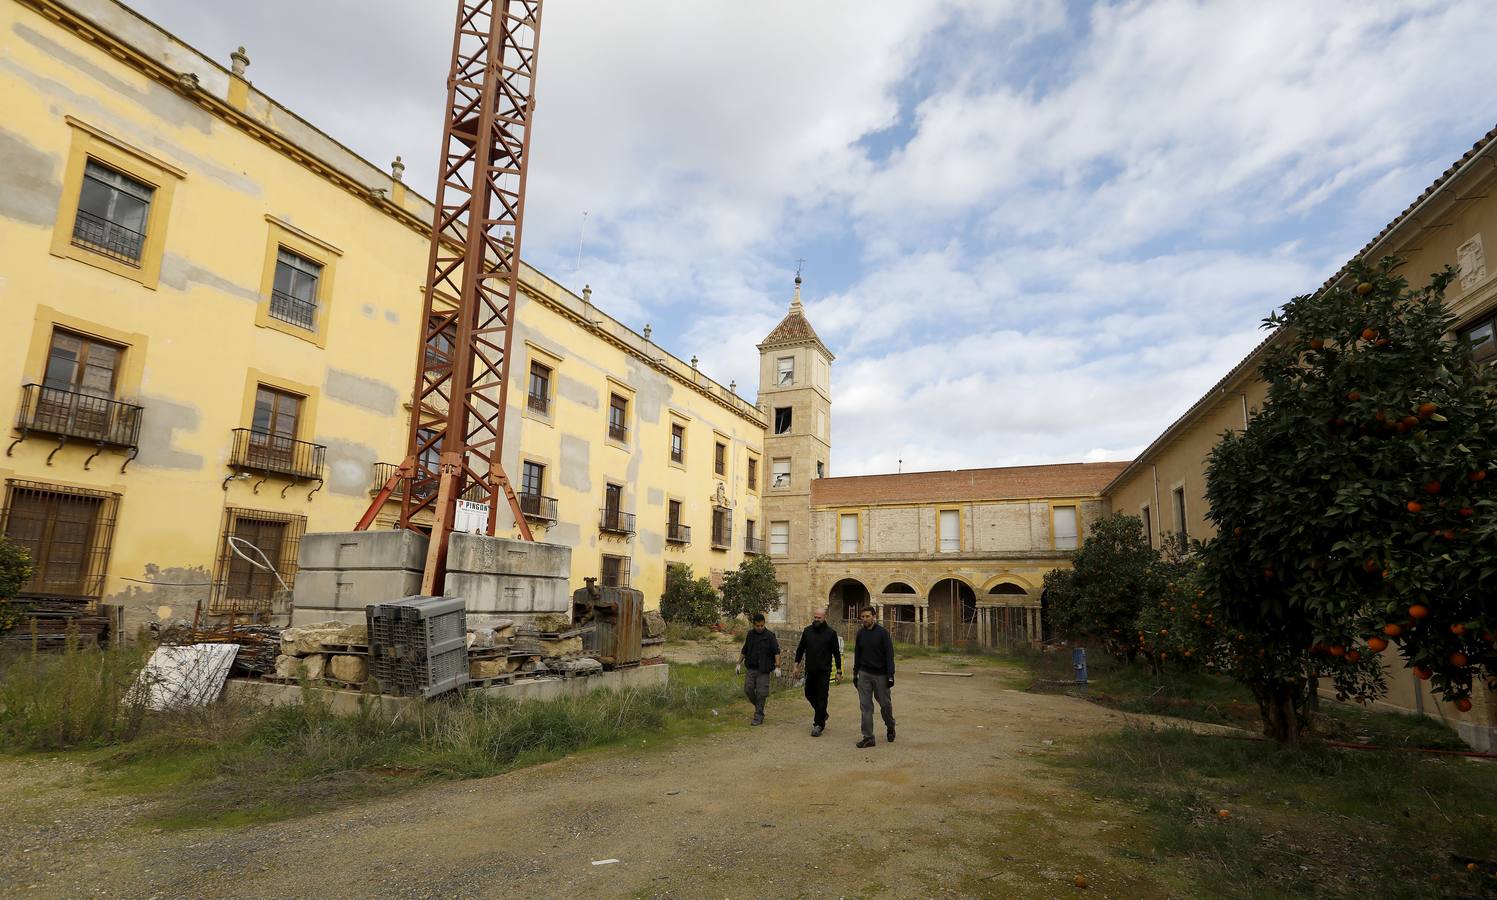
[
  {"left": 659, "top": 564, "right": 720, "bottom": 627},
  {"left": 1199, "top": 258, "right": 1497, "bottom": 740},
  {"left": 1057, "top": 726, "right": 1497, "bottom": 899},
  {"left": 0, "top": 539, "right": 34, "bottom": 635},
  {"left": 1045, "top": 513, "right": 1167, "bottom": 660},
  {"left": 718, "top": 555, "right": 780, "bottom": 621},
  {"left": 0, "top": 639, "right": 149, "bottom": 750}
]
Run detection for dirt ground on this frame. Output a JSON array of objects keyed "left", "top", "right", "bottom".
[{"left": 0, "top": 652, "right": 1203, "bottom": 899}]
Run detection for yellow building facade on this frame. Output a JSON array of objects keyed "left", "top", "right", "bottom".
[
  {"left": 0, "top": 0, "right": 763, "bottom": 636},
  {"left": 1104, "top": 123, "right": 1497, "bottom": 749}
]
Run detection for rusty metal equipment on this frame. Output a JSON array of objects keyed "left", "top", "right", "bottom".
[
  {"left": 572, "top": 577, "right": 642, "bottom": 669},
  {"left": 356, "top": 0, "right": 546, "bottom": 595}
]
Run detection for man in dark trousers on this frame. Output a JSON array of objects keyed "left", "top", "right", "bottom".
[
  {"left": 737, "top": 612, "right": 780, "bottom": 725},
  {"left": 792, "top": 606, "right": 843, "bottom": 736},
  {"left": 852, "top": 606, "right": 896, "bottom": 748}
]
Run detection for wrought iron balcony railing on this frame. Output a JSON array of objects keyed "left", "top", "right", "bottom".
[
  {"left": 269, "top": 289, "right": 317, "bottom": 330},
  {"left": 13, "top": 384, "right": 143, "bottom": 449},
  {"left": 608, "top": 422, "right": 628, "bottom": 443},
  {"left": 71, "top": 209, "right": 144, "bottom": 264},
  {"left": 745, "top": 534, "right": 764, "bottom": 555},
  {"left": 599, "top": 508, "right": 635, "bottom": 535},
  {"left": 520, "top": 492, "right": 558, "bottom": 522},
  {"left": 527, "top": 392, "right": 549, "bottom": 414},
  {"left": 229, "top": 428, "right": 325, "bottom": 481},
  {"left": 666, "top": 522, "right": 691, "bottom": 544},
  {"left": 711, "top": 527, "right": 732, "bottom": 550}
]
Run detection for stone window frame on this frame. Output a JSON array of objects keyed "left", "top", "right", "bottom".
[
  {"left": 1050, "top": 501, "right": 1081, "bottom": 551},
  {"left": 837, "top": 509, "right": 861, "bottom": 555},
  {"left": 50, "top": 117, "right": 184, "bottom": 290},
  {"left": 937, "top": 506, "right": 963, "bottom": 553},
  {"left": 255, "top": 216, "right": 342, "bottom": 348},
  {"left": 522, "top": 342, "right": 563, "bottom": 427}
]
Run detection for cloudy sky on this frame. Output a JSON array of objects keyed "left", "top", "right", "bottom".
[{"left": 128, "top": 0, "right": 1497, "bottom": 476}]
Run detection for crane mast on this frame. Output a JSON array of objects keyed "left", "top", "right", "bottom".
[{"left": 357, "top": 0, "right": 544, "bottom": 594}]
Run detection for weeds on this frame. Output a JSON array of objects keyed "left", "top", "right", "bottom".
[
  {"left": 0, "top": 640, "right": 149, "bottom": 750},
  {"left": 1054, "top": 726, "right": 1497, "bottom": 899}
]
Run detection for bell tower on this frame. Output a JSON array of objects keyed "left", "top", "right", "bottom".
[{"left": 757, "top": 273, "right": 833, "bottom": 623}]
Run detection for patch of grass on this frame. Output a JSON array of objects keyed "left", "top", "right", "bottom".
[
  {"left": 663, "top": 622, "right": 714, "bottom": 642},
  {"left": 83, "top": 662, "right": 748, "bottom": 829},
  {"left": 1053, "top": 726, "right": 1497, "bottom": 899},
  {"left": 0, "top": 642, "right": 150, "bottom": 750}
]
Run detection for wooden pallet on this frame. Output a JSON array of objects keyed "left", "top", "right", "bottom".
[{"left": 464, "top": 673, "right": 518, "bottom": 689}]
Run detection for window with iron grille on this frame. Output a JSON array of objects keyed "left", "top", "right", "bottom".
[
  {"left": 670, "top": 423, "right": 684, "bottom": 463},
  {"left": 73, "top": 159, "right": 153, "bottom": 264},
  {"left": 528, "top": 361, "right": 551, "bottom": 413},
  {"left": 601, "top": 553, "right": 630, "bottom": 587},
  {"left": 0, "top": 480, "right": 120, "bottom": 601},
  {"left": 714, "top": 441, "right": 726, "bottom": 476},
  {"left": 608, "top": 393, "right": 628, "bottom": 442},
  {"left": 270, "top": 247, "right": 321, "bottom": 330},
  {"left": 211, "top": 508, "right": 306, "bottom": 615}
]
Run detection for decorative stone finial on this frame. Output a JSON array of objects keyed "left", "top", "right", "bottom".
[
  {"left": 729, "top": 380, "right": 737, "bottom": 393},
  {"left": 582, "top": 284, "right": 592, "bottom": 303},
  {"left": 790, "top": 272, "right": 804, "bottom": 314},
  {"left": 643, "top": 324, "right": 652, "bottom": 341},
  {"left": 690, "top": 355, "right": 699, "bottom": 370},
  {"left": 230, "top": 46, "right": 250, "bottom": 77},
  {"left": 390, "top": 155, "right": 405, "bottom": 182}
]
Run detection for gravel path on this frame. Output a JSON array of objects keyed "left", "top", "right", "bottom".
[{"left": 0, "top": 658, "right": 1188, "bottom": 898}]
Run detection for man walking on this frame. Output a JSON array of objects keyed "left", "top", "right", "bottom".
[
  {"left": 792, "top": 606, "right": 842, "bottom": 736},
  {"left": 852, "top": 606, "right": 895, "bottom": 748},
  {"left": 737, "top": 612, "right": 780, "bottom": 725}
]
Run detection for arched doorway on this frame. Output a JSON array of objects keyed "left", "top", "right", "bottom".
[
  {"left": 928, "top": 578, "right": 976, "bottom": 646},
  {"left": 880, "top": 582, "right": 918, "bottom": 637},
  {"left": 987, "top": 582, "right": 1030, "bottom": 646},
  {"left": 828, "top": 578, "right": 870, "bottom": 623}
]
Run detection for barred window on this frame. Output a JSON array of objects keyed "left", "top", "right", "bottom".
[
  {"left": 211, "top": 508, "right": 305, "bottom": 615},
  {"left": 270, "top": 247, "right": 322, "bottom": 330},
  {"left": 73, "top": 160, "right": 153, "bottom": 264},
  {"left": 0, "top": 480, "right": 120, "bottom": 601}
]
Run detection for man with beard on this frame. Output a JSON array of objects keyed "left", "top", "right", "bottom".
[
  {"left": 792, "top": 606, "right": 843, "bottom": 736},
  {"left": 853, "top": 606, "right": 896, "bottom": 749}
]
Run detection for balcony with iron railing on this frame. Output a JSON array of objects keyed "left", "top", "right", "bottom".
[
  {"left": 269, "top": 289, "right": 317, "bottom": 330},
  {"left": 520, "top": 492, "right": 558, "bottom": 522},
  {"left": 71, "top": 209, "right": 144, "bottom": 265},
  {"left": 666, "top": 522, "right": 691, "bottom": 545},
  {"left": 711, "top": 522, "right": 733, "bottom": 551},
  {"left": 599, "top": 508, "right": 636, "bottom": 535},
  {"left": 527, "top": 391, "right": 549, "bottom": 414},
  {"left": 229, "top": 428, "right": 325, "bottom": 481},
  {"left": 12, "top": 384, "right": 144, "bottom": 454},
  {"left": 368, "top": 463, "right": 492, "bottom": 503},
  {"left": 608, "top": 422, "right": 629, "bottom": 443},
  {"left": 745, "top": 533, "right": 764, "bottom": 555}
]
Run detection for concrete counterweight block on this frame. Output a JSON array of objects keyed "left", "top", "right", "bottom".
[
  {"left": 291, "top": 530, "right": 430, "bottom": 627},
  {"left": 445, "top": 533, "right": 571, "bottom": 626}
]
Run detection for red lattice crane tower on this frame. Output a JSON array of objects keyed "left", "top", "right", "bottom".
[{"left": 357, "top": 0, "right": 544, "bottom": 594}]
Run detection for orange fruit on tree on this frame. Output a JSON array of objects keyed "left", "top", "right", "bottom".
[
  {"left": 1383, "top": 623, "right": 1403, "bottom": 637},
  {"left": 1361, "top": 328, "right": 1378, "bottom": 341},
  {"left": 1345, "top": 650, "right": 1361, "bottom": 663},
  {"left": 1425, "top": 480, "right": 1442, "bottom": 494},
  {"left": 1347, "top": 390, "right": 1362, "bottom": 401},
  {"left": 1457, "top": 699, "right": 1473, "bottom": 713},
  {"left": 1414, "top": 666, "right": 1432, "bottom": 680},
  {"left": 1470, "top": 469, "right": 1487, "bottom": 482},
  {"left": 1451, "top": 623, "right": 1467, "bottom": 636},
  {"left": 1310, "top": 338, "right": 1325, "bottom": 350},
  {"left": 1366, "top": 636, "right": 1387, "bottom": 653},
  {"left": 1409, "top": 604, "right": 1429, "bottom": 619},
  {"left": 1450, "top": 652, "right": 1469, "bottom": 667},
  {"left": 1418, "top": 402, "right": 1437, "bottom": 418},
  {"left": 1328, "top": 645, "right": 1345, "bottom": 657},
  {"left": 1460, "top": 506, "right": 1475, "bottom": 517},
  {"left": 1356, "top": 281, "right": 1373, "bottom": 295},
  {"left": 1406, "top": 500, "right": 1422, "bottom": 513}
]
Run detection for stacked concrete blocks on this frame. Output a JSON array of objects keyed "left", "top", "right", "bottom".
[
  {"left": 290, "top": 530, "right": 429, "bottom": 627},
  {"left": 445, "top": 533, "right": 572, "bottom": 628}
]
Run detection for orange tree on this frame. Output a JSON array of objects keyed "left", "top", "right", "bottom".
[
  {"left": 1198, "top": 258, "right": 1497, "bottom": 743},
  {"left": 1043, "top": 513, "right": 1161, "bottom": 660}
]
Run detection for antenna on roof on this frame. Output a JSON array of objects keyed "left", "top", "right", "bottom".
[{"left": 898, "top": 458, "right": 902, "bottom": 473}]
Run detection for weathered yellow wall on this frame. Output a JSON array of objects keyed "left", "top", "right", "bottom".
[{"left": 0, "top": 0, "right": 764, "bottom": 632}]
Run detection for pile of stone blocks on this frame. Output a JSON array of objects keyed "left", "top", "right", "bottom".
[
  {"left": 291, "top": 530, "right": 428, "bottom": 627},
  {"left": 465, "top": 611, "right": 596, "bottom": 681},
  {"left": 274, "top": 620, "right": 370, "bottom": 687},
  {"left": 446, "top": 533, "right": 572, "bottom": 628}
]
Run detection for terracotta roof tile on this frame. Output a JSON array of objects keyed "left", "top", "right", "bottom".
[
  {"left": 810, "top": 461, "right": 1130, "bottom": 507},
  {"left": 758, "top": 308, "right": 830, "bottom": 355}
]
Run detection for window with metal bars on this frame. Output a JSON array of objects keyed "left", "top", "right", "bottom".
[
  {"left": 714, "top": 441, "right": 726, "bottom": 476},
  {"left": 601, "top": 553, "right": 630, "bottom": 587},
  {"left": 270, "top": 247, "right": 322, "bottom": 330},
  {"left": 670, "top": 423, "right": 684, "bottom": 463},
  {"left": 0, "top": 480, "right": 120, "bottom": 602},
  {"left": 711, "top": 506, "right": 732, "bottom": 550},
  {"left": 746, "top": 456, "right": 758, "bottom": 491},
  {"left": 72, "top": 160, "right": 153, "bottom": 264},
  {"left": 528, "top": 361, "right": 551, "bottom": 414},
  {"left": 211, "top": 507, "right": 305, "bottom": 615},
  {"left": 608, "top": 393, "right": 628, "bottom": 442}
]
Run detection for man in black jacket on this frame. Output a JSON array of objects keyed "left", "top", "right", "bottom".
[
  {"left": 792, "top": 606, "right": 842, "bottom": 736},
  {"left": 852, "top": 606, "right": 896, "bottom": 748},
  {"left": 737, "top": 613, "right": 780, "bottom": 725}
]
